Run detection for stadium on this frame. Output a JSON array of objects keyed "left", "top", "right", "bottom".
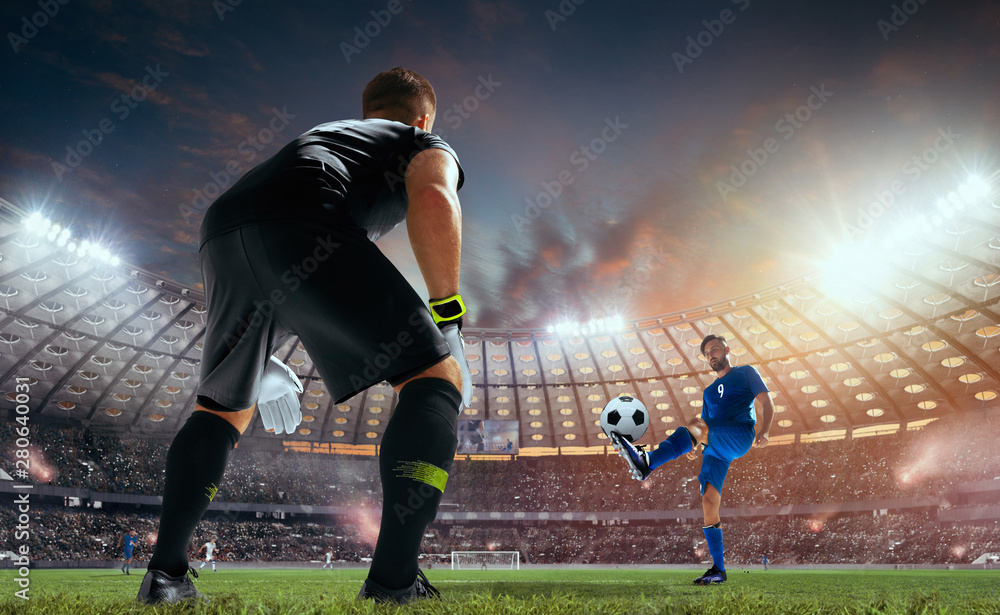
[
  {"left": 2, "top": 1, "right": 1000, "bottom": 613},
  {"left": 1, "top": 175, "right": 999, "bottom": 611}
]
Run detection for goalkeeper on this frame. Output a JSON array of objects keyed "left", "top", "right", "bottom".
[{"left": 140, "top": 67, "right": 469, "bottom": 606}]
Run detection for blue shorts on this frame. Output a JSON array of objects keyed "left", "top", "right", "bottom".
[
  {"left": 698, "top": 424, "right": 755, "bottom": 495},
  {"left": 123, "top": 549, "right": 133, "bottom": 559}
]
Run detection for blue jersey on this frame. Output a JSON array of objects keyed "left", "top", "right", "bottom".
[
  {"left": 702, "top": 365, "right": 768, "bottom": 428},
  {"left": 122, "top": 535, "right": 138, "bottom": 554}
]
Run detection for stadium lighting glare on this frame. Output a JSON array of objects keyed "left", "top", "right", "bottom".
[
  {"left": 934, "top": 198, "right": 954, "bottom": 218},
  {"left": 23, "top": 212, "right": 51, "bottom": 235},
  {"left": 39, "top": 218, "right": 124, "bottom": 268},
  {"left": 818, "top": 244, "right": 888, "bottom": 301},
  {"left": 959, "top": 175, "right": 990, "bottom": 202},
  {"left": 549, "top": 314, "right": 627, "bottom": 338}
]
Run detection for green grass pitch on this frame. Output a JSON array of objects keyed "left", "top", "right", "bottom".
[{"left": 1, "top": 567, "right": 999, "bottom": 614}]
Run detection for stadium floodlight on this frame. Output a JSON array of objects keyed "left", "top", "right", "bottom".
[
  {"left": 23, "top": 212, "right": 51, "bottom": 235},
  {"left": 960, "top": 175, "right": 990, "bottom": 202},
  {"left": 47, "top": 223, "right": 61, "bottom": 242}
]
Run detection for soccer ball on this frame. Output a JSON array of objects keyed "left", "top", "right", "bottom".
[{"left": 600, "top": 395, "right": 648, "bottom": 443}]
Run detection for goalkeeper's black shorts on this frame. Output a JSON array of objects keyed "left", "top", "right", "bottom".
[{"left": 195, "top": 221, "right": 451, "bottom": 409}]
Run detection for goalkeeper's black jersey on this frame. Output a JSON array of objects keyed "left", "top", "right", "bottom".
[{"left": 199, "top": 118, "right": 464, "bottom": 249}]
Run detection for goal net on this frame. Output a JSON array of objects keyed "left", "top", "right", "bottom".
[{"left": 450, "top": 551, "right": 520, "bottom": 570}]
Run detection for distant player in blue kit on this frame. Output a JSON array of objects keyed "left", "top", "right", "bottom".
[
  {"left": 117, "top": 529, "right": 139, "bottom": 575},
  {"left": 612, "top": 334, "right": 773, "bottom": 585}
]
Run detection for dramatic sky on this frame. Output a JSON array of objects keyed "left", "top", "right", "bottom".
[{"left": 1, "top": 0, "right": 997, "bottom": 328}]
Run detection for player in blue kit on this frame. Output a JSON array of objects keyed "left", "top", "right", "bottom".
[
  {"left": 612, "top": 334, "right": 773, "bottom": 585},
  {"left": 117, "top": 530, "right": 139, "bottom": 575}
]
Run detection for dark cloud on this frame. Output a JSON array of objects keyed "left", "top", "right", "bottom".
[{"left": 1, "top": 0, "right": 997, "bottom": 329}]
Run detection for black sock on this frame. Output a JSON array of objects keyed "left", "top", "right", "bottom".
[
  {"left": 148, "top": 411, "right": 239, "bottom": 577},
  {"left": 369, "top": 378, "right": 460, "bottom": 590}
]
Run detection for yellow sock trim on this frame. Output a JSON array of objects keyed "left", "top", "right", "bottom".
[{"left": 394, "top": 460, "right": 449, "bottom": 492}]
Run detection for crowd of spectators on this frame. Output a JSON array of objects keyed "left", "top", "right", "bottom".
[
  {"left": 3, "top": 506, "right": 998, "bottom": 566},
  {"left": 3, "top": 413, "right": 999, "bottom": 567},
  {"left": 3, "top": 414, "right": 997, "bottom": 511}
]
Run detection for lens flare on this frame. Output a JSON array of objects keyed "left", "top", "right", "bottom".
[
  {"left": 28, "top": 447, "right": 55, "bottom": 483},
  {"left": 347, "top": 505, "right": 380, "bottom": 548},
  {"left": 896, "top": 428, "right": 948, "bottom": 488}
]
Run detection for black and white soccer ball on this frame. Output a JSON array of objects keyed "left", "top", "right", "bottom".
[{"left": 600, "top": 395, "right": 648, "bottom": 443}]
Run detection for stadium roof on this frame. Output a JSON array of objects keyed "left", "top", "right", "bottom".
[{"left": 1, "top": 175, "right": 998, "bottom": 452}]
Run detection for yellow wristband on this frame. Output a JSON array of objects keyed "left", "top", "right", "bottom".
[{"left": 429, "top": 293, "right": 466, "bottom": 324}]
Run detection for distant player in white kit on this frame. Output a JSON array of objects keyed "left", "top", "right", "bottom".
[
  {"left": 198, "top": 538, "right": 218, "bottom": 572},
  {"left": 322, "top": 549, "right": 334, "bottom": 569}
]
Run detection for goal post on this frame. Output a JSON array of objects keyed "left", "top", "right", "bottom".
[{"left": 450, "top": 551, "right": 520, "bottom": 570}]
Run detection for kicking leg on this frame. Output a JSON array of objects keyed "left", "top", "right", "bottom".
[{"left": 646, "top": 426, "right": 697, "bottom": 470}]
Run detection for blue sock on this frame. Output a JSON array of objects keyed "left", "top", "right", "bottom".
[
  {"left": 647, "top": 427, "right": 694, "bottom": 470},
  {"left": 703, "top": 525, "right": 724, "bottom": 572}
]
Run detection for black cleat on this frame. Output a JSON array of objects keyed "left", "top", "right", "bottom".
[
  {"left": 136, "top": 566, "right": 207, "bottom": 605},
  {"left": 693, "top": 565, "right": 727, "bottom": 585},
  {"left": 610, "top": 431, "right": 651, "bottom": 481},
  {"left": 358, "top": 569, "right": 441, "bottom": 605}
]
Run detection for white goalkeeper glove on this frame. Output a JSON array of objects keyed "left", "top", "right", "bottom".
[
  {"left": 430, "top": 294, "right": 473, "bottom": 408},
  {"left": 257, "top": 356, "right": 303, "bottom": 435}
]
